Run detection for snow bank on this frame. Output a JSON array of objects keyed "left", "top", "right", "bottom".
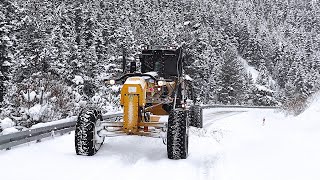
[
  {"left": 290, "top": 92, "right": 320, "bottom": 133},
  {"left": 2, "top": 127, "right": 19, "bottom": 135},
  {"left": 212, "top": 93, "right": 320, "bottom": 180},
  {"left": 298, "top": 92, "right": 320, "bottom": 120},
  {"left": 0, "top": 117, "right": 15, "bottom": 129},
  {"left": 29, "top": 104, "right": 46, "bottom": 121}
]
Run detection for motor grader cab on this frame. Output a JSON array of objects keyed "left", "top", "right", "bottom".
[{"left": 75, "top": 46, "right": 203, "bottom": 159}]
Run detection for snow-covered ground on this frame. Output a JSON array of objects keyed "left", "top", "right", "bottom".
[
  {"left": 0, "top": 95, "right": 320, "bottom": 180},
  {"left": 212, "top": 93, "right": 320, "bottom": 180}
]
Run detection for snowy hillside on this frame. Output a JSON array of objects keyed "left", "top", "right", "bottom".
[
  {"left": 1, "top": 94, "right": 320, "bottom": 180},
  {"left": 2, "top": 0, "right": 320, "bottom": 126}
]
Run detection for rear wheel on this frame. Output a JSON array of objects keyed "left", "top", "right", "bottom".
[
  {"left": 189, "top": 105, "right": 203, "bottom": 128},
  {"left": 75, "top": 109, "right": 104, "bottom": 156},
  {"left": 167, "top": 108, "right": 189, "bottom": 159}
]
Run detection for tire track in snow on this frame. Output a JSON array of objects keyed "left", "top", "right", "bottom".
[
  {"left": 194, "top": 110, "right": 247, "bottom": 179},
  {"left": 190, "top": 110, "right": 246, "bottom": 139}
]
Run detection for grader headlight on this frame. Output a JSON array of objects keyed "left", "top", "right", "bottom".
[{"left": 157, "top": 80, "right": 165, "bottom": 86}]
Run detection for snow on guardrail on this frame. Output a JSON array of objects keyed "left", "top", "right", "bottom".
[
  {"left": 0, "top": 113, "right": 124, "bottom": 151},
  {"left": 0, "top": 118, "right": 77, "bottom": 150}
]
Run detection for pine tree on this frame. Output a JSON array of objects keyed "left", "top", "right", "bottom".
[
  {"left": 217, "top": 48, "right": 247, "bottom": 105},
  {"left": 0, "top": 1, "right": 23, "bottom": 105},
  {"left": 256, "top": 59, "right": 270, "bottom": 87}
]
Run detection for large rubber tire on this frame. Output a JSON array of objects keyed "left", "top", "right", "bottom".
[
  {"left": 189, "top": 105, "right": 203, "bottom": 128},
  {"left": 167, "top": 108, "right": 189, "bottom": 159},
  {"left": 75, "top": 109, "right": 104, "bottom": 156}
]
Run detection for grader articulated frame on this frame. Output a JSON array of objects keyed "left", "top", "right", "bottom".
[{"left": 75, "top": 46, "right": 203, "bottom": 159}]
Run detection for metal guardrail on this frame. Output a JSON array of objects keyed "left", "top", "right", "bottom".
[
  {"left": 0, "top": 121, "right": 76, "bottom": 150},
  {"left": 0, "top": 112, "right": 124, "bottom": 151}
]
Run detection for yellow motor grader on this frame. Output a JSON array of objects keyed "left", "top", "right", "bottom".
[{"left": 75, "top": 46, "right": 203, "bottom": 159}]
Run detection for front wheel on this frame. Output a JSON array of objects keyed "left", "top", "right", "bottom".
[
  {"left": 167, "top": 108, "right": 189, "bottom": 159},
  {"left": 75, "top": 109, "right": 104, "bottom": 156}
]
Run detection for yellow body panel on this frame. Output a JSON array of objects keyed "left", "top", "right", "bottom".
[
  {"left": 148, "top": 104, "right": 169, "bottom": 115},
  {"left": 120, "top": 77, "right": 147, "bottom": 133},
  {"left": 150, "top": 115, "right": 161, "bottom": 122},
  {"left": 120, "top": 77, "right": 147, "bottom": 106},
  {"left": 123, "top": 94, "right": 139, "bottom": 133}
]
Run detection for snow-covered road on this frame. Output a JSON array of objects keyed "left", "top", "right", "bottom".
[{"left": 1, "top": 105, "right": 320, "bottom": 180}]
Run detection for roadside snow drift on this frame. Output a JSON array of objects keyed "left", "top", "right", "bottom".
[
  {"left": 0, "top": 117, "right": 15, "bottom": 130},
  {"left": 213, "top": 94, "right": 320, "bottom": 180}
]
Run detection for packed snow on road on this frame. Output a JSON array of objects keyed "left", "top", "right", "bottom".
[{"left": 1, "top": 95, "right": 320, "bottom": 180}]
